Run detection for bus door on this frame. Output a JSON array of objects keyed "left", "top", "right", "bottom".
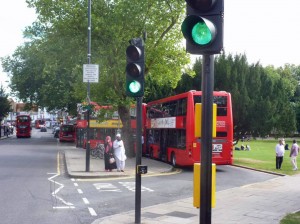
[{"left": 160, "top": 129, "right": 168, "bottom": 161}]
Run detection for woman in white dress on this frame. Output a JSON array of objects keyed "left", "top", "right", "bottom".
[{"left": 113, "top": 133, "right": 126, "bottom": 172}]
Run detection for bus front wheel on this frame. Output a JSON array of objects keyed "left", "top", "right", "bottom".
[{"left": 171, "top": 153, "right": 177, "bottom": 167}]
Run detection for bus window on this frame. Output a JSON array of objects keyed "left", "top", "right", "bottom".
[{"left": 177, "top": 98, "right": 187, "bottom": 116}]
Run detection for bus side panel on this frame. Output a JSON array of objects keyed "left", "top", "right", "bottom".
[{"left": 167, "top": 145, "right": 198, "bottom": 166}]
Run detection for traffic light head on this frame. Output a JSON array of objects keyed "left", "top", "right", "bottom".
[
  {"left": 182, "top": 0, "right": 224, "bottom": 55},
  {"left": 126, "top": 38, "right": 145, "bottom": 97}
]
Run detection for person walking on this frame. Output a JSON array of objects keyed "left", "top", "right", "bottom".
[
  {"left": 113, "top": 133, "right": 126, "bottom": 172},
  {"left": 104, "top": 136, "right": 117, "bottom": 171},
  {"left": 290, "top": 139, "right": 299, "bottom": 171},
  {"left": 275, "top": 138, "right": 285, "bottom": 169}
]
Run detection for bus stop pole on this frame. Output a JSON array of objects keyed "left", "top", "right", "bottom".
[
  {"left": 85, "top": 0, "right": 92, "bottom": 172},
  {"left": 200, "top": 54, "right": 214, "bottom": 224},
  {"left": 135, "top": 96, "right": 142, "bottom": 223}
]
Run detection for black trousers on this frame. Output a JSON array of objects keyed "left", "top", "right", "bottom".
[{"left": 276, "top": 156, "right": 283, "bottom": 169}]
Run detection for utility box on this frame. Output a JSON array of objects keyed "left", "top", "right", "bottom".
[
  {"left": 193, "top": 163, "right": 216, "bottom": 208},
  {"left": 137, "top": 165, "right": 148, "bottom": 174}
]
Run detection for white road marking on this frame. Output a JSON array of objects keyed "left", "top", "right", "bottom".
[
  {"left": 48, "top": 173, "right": 74, "bottom": 208},
  {"left": 53, "top": 206, "right": 75, "bottom": 209},
  {"left": 119, "top": 182, "right": 154, "bottom": 192},
  {"left": 82, "top": 198, "right": 90, "bottom": 204},
  {"left": 88, "top": 207, "right": 97, "bottom": 216},
  {"left": 93, "top": 183, "right": 122, "bottom": 192},
  {"left": 74, "top": 183, "right": 78, "bottom": 187},
  {"left": 77, "top": 189, "right": 83, "bottom": 194},
  {"left": 93, "top": 182, "right": 154, "bottom": 192}
]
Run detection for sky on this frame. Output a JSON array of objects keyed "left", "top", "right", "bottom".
[{"left": 1, "top": 0, "right": 300, "bottom": 94}]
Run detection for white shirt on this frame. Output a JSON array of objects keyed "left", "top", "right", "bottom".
[
  {"left": 275, "top": 143, "right": 285, "bottom": 157},
  {"left": 113, "top": 139, "right": 126, "bottom": 161}
]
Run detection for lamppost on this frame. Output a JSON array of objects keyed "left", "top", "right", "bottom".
[{"left": 85, "top": 0, "right": 92, "bottom": 172}]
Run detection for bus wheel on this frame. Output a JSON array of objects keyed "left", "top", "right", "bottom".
[{"left": 171, "top": 153, "right": 177, "bottom": 167}]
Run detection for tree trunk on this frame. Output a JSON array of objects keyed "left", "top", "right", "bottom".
[{"left": 118, "top": 105, "right": 135, "bottom": 157}]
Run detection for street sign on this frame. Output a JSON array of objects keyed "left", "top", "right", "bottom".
[{"left": 83, "top": 64, "right": 99, "bottom": 83}]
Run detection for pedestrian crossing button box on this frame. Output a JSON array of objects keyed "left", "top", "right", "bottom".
[{"left": 137, "top": 165, "right": 148, "bottom": 174}]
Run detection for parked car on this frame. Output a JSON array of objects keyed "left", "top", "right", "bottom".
[{"left": 40, "top": 126, "right": 47, "bottom": 132}]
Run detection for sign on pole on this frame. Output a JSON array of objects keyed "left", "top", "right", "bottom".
[{"left": 83, "top": 64, "right": 99, "bottom": 83}]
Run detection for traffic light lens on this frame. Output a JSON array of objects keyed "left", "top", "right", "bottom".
[
  {"left": 126, "top": 63, "right": 141, "bottom": 77},
  {"left": 128, "top": 81, "right": 141, "bottom": 93},
  {"left": 126, "top": 46, "right": 141, "bottom": 61},
  {"left": 192, "top": 21, "right": 212, "bottom": 45}
]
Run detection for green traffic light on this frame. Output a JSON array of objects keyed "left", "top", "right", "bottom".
[
  {"left": 128, "top": 80, "right": 141, "bottom": 93},
  {"left": 192, "top": 21, "right": 212, "bottom": 45}
]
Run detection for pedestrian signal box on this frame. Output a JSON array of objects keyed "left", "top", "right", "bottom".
[
  {"left": 195, "top": 103, "right": 217, "bottom": 138},
  {"left": 193, "top": 163, "right": 216, "bottom": 208}
]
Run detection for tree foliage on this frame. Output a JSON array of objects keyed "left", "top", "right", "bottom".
[
  {"left": 0, "top": 85, "right": 11, "bottom": 121},
  {"left": 2, "top": 0, "right": 191, "bottom": 156},
  {"left": 175, "top": 53, "right": 299, "bottom": 138}
]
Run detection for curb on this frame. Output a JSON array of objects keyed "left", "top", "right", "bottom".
[{"left": 231, "top": 164, "right": 286, "bottom": 176}]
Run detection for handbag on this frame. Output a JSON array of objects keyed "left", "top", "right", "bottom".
[{"left": 109, "top": 157, "right": 115, "bottom": 164}]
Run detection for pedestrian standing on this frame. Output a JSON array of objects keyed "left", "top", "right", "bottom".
[
  {"left": 113, "top": 133, "right": 126, "bottom": 172},
  {"left": 275, "top": 138, "right": 285, "bottom": 169},
  {"left": 290, "top": 139, "right": 299, "bottom": 171},
  {"left": 104, "top": 136, "right": 117, "bottom": 171}
]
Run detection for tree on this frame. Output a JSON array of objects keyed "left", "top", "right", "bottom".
[
  {"left": 3, "top": 0, "right": 191, "bottom": 156},
  {"left": 178, "top": 53, "right": 299, "bottom": 138},
  {"left": 0, "top": 85, "right": 11, "bottom": 137}
]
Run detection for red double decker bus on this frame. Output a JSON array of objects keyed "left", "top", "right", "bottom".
[
  {"left": 16, "top": 115, "right": 31, "bottom": 138},
  {"left": 59, "top": 124, "right": 76, "bottom": 142},
  {"left": 76, "top": 103, "right": 122, "bottom": 149},
  {"left": 145, "top": 90, "right": 233, "bottom": 167},
  {"left": 76, "top": 102, "right": 145, "bottom": 150}
]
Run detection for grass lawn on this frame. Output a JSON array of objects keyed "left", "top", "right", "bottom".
[
  {"left": 233, "top": 139, "right": 299, "bottom": 176},
  {"left": 233, "top": 139, "right": 300, "bottom": 223},
  {"left": 280, "top": 211, "right": 300, "bottom": 224}
]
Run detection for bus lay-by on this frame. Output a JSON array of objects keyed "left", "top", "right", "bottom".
[
  {"left": 16, "top": 115, "right": 31, "bottom": 138},
  {"left": 144, "top": 90, "right": 233, "bottom": 167}
]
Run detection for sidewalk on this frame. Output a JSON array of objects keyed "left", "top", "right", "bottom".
[
  {"left": 64, "top": 148, "right": 300, "bottom": 224},
  {"left": 64, "top": 147, "right": 174, "bottom": 179}
]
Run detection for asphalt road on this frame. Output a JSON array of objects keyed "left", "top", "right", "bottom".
[{"left": 0, "top": 128, "right": 278, "bottom": 224}]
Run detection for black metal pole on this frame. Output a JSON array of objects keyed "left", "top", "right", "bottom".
[
  {"left": 135, "top": 96, "right": 142, "bottom": 224},
  {"left": 85, "top": 0, "right": 92, "bottom": 172},
  {"left": 200, "top": 54, "right": 214, "bottom": 224}
]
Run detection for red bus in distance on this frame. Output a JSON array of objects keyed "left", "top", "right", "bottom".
[
  {"left": 16, "top": 115, "right": 31, "bottom": 138},
  {"left": 144, "top": 90, "right": 233, "bottom": 167},
  {"left": 35, "top": 119, "right": 45, "bottom": 129},
  {"left": 59, "top": 124, "right": 76, "bottom": 142}
]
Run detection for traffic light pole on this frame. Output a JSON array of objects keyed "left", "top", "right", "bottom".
[
  {"left": 135, "top": 96, "right": 143, "bottom": 224},
  {"left": 200, "top": 54, "right": 214, "bottom": 224}
]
